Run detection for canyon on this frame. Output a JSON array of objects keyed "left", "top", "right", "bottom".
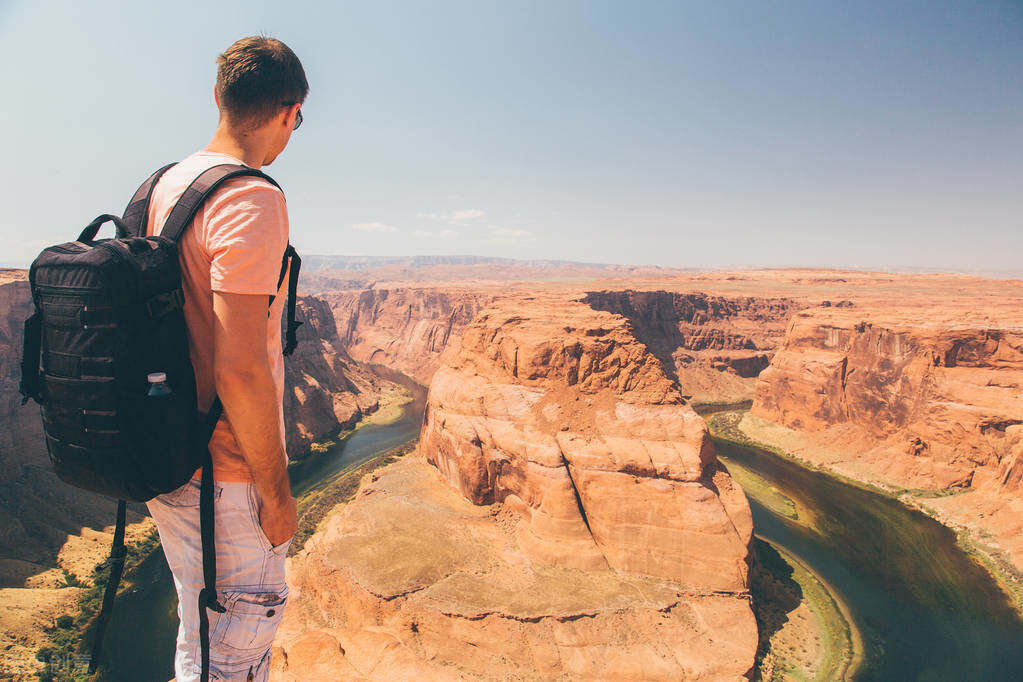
[
  {"left": 283, "top": 295, "right": 403, "bottom": 457},
  {"left": 269, "top": 264, "right": 1023, "bottom": 679},
  {"left": 274, "top": 292, "right": 759, "bottom": 680},
  {"left": 3, "top": 259, "right": 1023, "bottom": 679}
]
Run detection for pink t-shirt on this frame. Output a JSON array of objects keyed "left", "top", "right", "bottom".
[{"left": 146, "top": 151, "right": 289, "bottom": 482}]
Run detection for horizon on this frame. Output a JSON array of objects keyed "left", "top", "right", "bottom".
[
  {"left": 2, "top": 1, "right": 1022, "bottom": 272},
  {"left": 5, "top": 252, "right": 1023, "bottom": 281}
]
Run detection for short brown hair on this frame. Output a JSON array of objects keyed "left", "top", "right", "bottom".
[{"left": 215, "top": 36, "right": 308, "bottom": 127}]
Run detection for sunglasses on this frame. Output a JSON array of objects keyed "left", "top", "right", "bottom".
[{"left": 283, "top": 102, "right": 303, "bottom": 130}]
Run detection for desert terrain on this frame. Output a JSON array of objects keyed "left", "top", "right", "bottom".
[{"left": 3, "top": 260, "right": 1022, "bottom": 679}]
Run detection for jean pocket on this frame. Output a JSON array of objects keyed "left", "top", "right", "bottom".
[
  {"left": 210, "top": 586, "right": 288, "bottom": 667},
  {"left": 246, "top": 485, "right": 294, "bottom": 555},
  {"left": 155, "top": 479, "right": 201, "bottom": 508}
]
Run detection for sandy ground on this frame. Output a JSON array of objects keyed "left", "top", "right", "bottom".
[{"left": 0, "top": 514, "right": 153, "bottom": 678}]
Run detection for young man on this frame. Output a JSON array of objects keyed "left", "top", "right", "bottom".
[{"left": 143, "top": 36, "right": 307, "bottom": 682}]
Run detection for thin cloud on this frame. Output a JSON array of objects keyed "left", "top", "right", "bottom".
[
  {"left": 352, "top": 222, "right": 398, "bottom": 232},
  {"left": 487, "top": 224, "right": 535, "bottom": 244},
  {"left": 419, "top": 209, "right": 487, "bottom": 225},
  {"left": 450, "top": 209, "right": 486, "bottom": 223}
]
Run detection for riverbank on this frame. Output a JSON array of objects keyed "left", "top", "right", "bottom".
[
  {"left": 302, "top": 380, "right": 413, "bottom": 459},
  {"left": 291, "top": 439, "right": 417, "bottom": 554},
  {"left": 750, "top": 537, "right": 863, "bottom": 681},
  {"left": 723, "top": 410, "right": 1023, "bottom": 618},
  {"left": 704, "top": 412, "right": 863, "bottom": 680},
  {"left": 703, "top": 407, "right": 1023, "bottom": 678}
]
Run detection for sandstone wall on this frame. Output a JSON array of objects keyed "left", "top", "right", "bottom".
[
  {"left": 277, "top": 292, "right": 758, "bottom": 679},
  {"left": 582, "top": 289, "right": 797, "bottom": 404},
  {"left": 283, "top": 295, "right": 399, "bottom": 458},
  {"left": 420, "top": 294, "right": 754, "bottom": 591},
  {"left": 321, "top": 288, "right": 492, "bottom": 384},
  {"left": 752, "top": 309, "right": 1023, "bottom": 490}
]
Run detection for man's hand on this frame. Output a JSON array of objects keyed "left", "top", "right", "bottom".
[{"left": 259, "top": 495, "right": 298, "bottom": 548}]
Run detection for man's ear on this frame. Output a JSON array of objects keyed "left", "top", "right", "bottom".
[
  {"left": 284, "top": 103, "right": 299, "bottom": 129},
  {"left": 213, "top": 86, "right": 220, "bottom": 109}
]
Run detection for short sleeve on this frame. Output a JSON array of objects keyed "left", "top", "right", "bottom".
[{"left": 204, "top": 180, "right": 289, "bottom": 296}]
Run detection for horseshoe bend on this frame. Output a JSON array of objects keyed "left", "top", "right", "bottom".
[
  {"left": 275, "top": 292, "right": 759, "bottom": 680},
  {"left": 4, "top": 265, "right": 1023, "bottom": 680}
]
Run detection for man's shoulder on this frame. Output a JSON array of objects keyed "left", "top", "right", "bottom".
[
  {"left": 163, "top": 151, "right": 282, "bottom": 194},
  {"left": 169, "top": 153, "right": 286, "bottom": 217}
]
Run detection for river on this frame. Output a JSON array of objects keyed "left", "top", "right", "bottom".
[
  {"left": 712, "top": 413, "right": 1023, "bottom": 681},
  {"left": 101, "top": 394, "right": 1023, "bottom": 681}
]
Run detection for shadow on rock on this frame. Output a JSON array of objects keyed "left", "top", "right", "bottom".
[{"left": 750, "top": 537, "right": 803, "bottom": 680}]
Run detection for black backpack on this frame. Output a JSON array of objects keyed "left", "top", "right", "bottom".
[{"left": 19, "top": 162, "right": 302, "bottom": 680}]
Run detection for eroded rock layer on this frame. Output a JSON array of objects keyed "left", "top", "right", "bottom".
[
  {"left": 582, "top": 290, "right": 797, "bottom": 404},
  {"left": 276, "top": 292, "right": 758, "bottom": 680},
  {"left": 750, "top": 303, "right": 1023, "bottom": 573},
  {"left": 753, "top": 308, "right": 1023, "bottom": 490},
  {"left": 322, "top": 288, "right": 492, "bottom": 384},
  {"left": 283, "top": 295, "right": 400, "bottom": 458},
  {"left": 275, "top": 458, "right": 757, "bottom": 681},
  {"left": 422, "top": 294, "right": 754, "bottom": 589}
]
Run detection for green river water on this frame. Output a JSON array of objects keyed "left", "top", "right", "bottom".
[
  {"left": 98, "top": 393, "right": 1023, "bottom": 681},
  {"left": 713, "top": 418, "right": 1023, "bottom": 681}
]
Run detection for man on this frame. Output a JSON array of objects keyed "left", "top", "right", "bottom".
[{"left": 143, "top": 36, "right": 307, "bottom": 682}]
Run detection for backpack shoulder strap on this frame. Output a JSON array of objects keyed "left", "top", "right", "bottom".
[
  {"left": 160, "top": 164, "right": 282, "bottom": 244},
  {"left": 122, "top": 163, "right": 177, "bottom": 238},
  {"left": 276, "top": 245, "right": 303, "bottom": 356}
]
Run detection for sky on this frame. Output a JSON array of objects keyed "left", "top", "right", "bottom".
[{"left": 1, "top": 0, "right": 1021, "bottom": 272}]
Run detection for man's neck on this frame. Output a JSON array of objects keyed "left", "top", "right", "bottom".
[{"left": 205, "top": 124, "right": 268, "bottom": 168}]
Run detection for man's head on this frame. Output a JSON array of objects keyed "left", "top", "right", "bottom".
[{"left": 214, "top": 36, "right": 308, "bottom": 165}]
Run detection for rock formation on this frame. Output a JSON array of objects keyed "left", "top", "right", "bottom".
[
  {"left": 322, "top": 288, "right": 492, "bottom": 384},
  {"left": 275, "top": 293, "right": 758, "bottom": 680},
  {"left": 582, "top": 290, "right": 796, "bottom": 404},
  {"left": 283, "top": 295, "right": 400, "bottom": 458},
  {"left": 752, "top": 308, "right": 1023, "bottom": 490},
  {"left": 749, "top": 301, "right": 1023, "bottom": 574}
]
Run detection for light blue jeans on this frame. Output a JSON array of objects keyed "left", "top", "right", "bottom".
[{"left": 147, "top": 478, "right": 291, "bottom": 682}]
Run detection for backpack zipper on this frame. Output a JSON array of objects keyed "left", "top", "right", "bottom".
[{"left": 34, "top": 284, "right": 103, "bottom": 296}]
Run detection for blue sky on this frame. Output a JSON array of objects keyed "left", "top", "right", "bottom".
[{"left": 1, "top": 0, "right": 1021, "bottom": 272}]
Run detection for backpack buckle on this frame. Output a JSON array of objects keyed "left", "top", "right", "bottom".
[{"left": 145, "top": 289, "right": 185, "bottom": 318}]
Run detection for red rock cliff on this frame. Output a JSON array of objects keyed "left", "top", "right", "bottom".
[
  {"left": 283, "top": 295, "right": 400, "bottom": 458},
  {"left": 276, "top": 291, "right": 757, "bottom": 680},
  {"left": 750, "top": 304, "right": 1023, "bottom": 574},
  {"left": 322, "top": 287, "right": 492, "bottom": 384},
  {"left": 753, "top": 308, "right": 1023, "bottom": 490},
  {"left": 421, "top": 293, "right": 755, "bottom": 589},
  {"left": 582, "top": 289, "right": 797, "bottom": 404}
]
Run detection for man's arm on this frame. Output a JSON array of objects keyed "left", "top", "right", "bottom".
[{"left": 212, "top": 290, "right": 296, "bottom": 546}]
